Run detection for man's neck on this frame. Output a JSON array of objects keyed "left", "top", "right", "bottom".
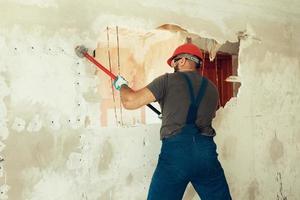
[{"left": 178, "top": 68, "right": 196, "bottom": 72}]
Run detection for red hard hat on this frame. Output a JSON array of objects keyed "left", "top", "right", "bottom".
[{"left": 167, "top": 43, "right": 204, "bottom": 66}]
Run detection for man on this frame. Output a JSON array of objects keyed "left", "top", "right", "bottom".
[{"left": 113, "top": 43, "right": 232, "bottom": 200}]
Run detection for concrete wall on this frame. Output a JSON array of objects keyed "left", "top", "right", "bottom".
[{"left": 0, "top": 0, "right": 299, "bottom": 199}]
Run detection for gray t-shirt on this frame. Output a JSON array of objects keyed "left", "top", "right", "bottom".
[{"left": 147, "top": 71, "right": 219, "bottom": 139}]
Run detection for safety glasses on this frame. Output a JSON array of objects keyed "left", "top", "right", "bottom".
[{"left": 173, "top": 57, "right": 183, "bottom": 63}]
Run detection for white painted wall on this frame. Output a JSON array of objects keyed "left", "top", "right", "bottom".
[{"left": 0, "top": 0, "right": 299, "bottom": 199}]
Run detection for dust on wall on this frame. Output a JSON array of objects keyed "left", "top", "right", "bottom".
[{"left": 0, "top": 0, "right": 300, "bottom": 200}]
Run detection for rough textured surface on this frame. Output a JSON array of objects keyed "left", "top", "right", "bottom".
[{"left": 0, "top": 0, "right": 300, "bottom": 200}]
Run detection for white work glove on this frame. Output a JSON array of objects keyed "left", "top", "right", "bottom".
[{"left": 113, "top": 75, "right": 128, "bottom": 90}]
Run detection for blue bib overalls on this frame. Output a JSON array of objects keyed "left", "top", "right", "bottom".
[{"left": 147, "top": 73, "right": 232, "bottom": 200}]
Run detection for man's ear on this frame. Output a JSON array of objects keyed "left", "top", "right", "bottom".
[{"left": 179, "top": 57, "right": 186, "bottom": 66}]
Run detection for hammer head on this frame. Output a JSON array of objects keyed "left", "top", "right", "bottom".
[{"left": 75, "top": 45, "right": 88, "bottom": 58}]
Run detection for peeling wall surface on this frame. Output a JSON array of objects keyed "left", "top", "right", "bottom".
[{"left": 0, "top": 0, "right": 300, "bottom": 199}]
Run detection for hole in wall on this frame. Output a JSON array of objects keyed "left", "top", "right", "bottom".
[
  {"left": 158, "top": 23, "right": 241, "bottom": 107},
  {"left": 199, "top": 40, "right": 240, "bottom": 107}
]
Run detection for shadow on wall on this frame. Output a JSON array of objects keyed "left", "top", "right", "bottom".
[{"left": 94, "top": 24, "right": 241, "bottom": 126}]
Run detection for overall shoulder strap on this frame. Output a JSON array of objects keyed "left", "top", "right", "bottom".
[
  {"left": 195, "top": 77, "right": 208, "bottom": 107},
  {"left": 180, "top": 73, "right": 208, "bottom": 105},
  {"left": 180, "top": 73, "right": 208, "bottom": 124},
  {"left": 180, "top": 73, "right": 195, "bottom": 104}
]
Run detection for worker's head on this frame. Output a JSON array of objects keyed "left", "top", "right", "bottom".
[
  {"left": 167, "top": 43, "right": 203, "bottom": 72},
  {"left": 170, "top": 54, "right": 200, "bottom": 72}
]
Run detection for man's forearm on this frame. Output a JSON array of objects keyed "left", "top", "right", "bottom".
[
  {"left": 119, "top": 85, "right": 156, "bottom": 110},
  {"left": 120, "top": 85, "right": 134, "bottom": 102}
]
